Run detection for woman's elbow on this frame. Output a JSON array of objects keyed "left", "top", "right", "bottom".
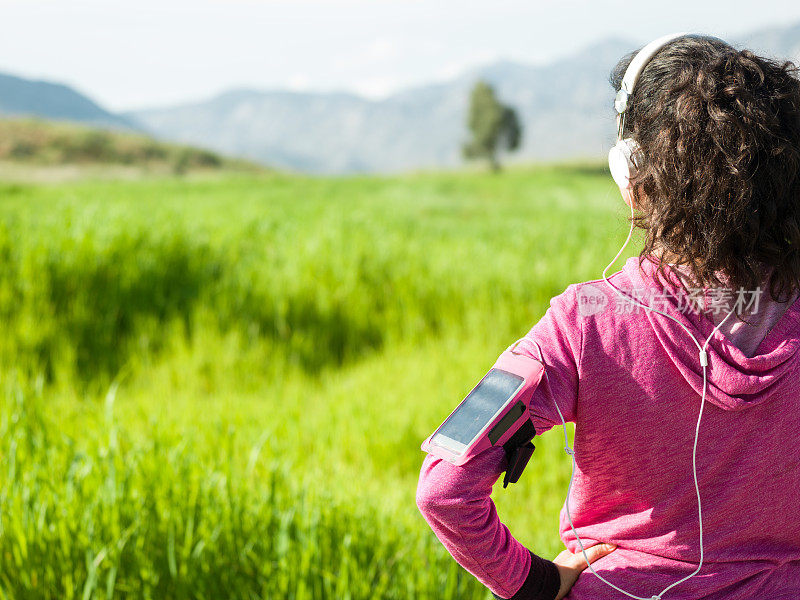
[
  {"left": 416, "top": 454, "right": 443, "bottom": 514},
  {"left": 417, "top": 452, "right": 465, "bottom": 519}
]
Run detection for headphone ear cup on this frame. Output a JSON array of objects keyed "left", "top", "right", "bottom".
[{"left": 608, "top": 138, "right": 641, "bottom": 189}]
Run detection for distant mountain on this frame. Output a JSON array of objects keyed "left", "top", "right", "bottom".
[
  {"left": 5, "top": 20, "right": 800, "bottom": 174},
  {"left": 128, "top": 37, "right": 636, "bottom": 174},
  {"left": 128, "top": 21, "right": 800, "bottom": 174},
  {"left": 0, "top": 72, "right": 136, "bottom": 130}
]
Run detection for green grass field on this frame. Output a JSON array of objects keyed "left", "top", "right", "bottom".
[{"left": 0, "top": 165, "right": 640, "bottom": 599}]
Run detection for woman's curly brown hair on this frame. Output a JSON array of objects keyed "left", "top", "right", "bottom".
[{"left": 610, "top": 35, "right": 800, "bottom": 305}]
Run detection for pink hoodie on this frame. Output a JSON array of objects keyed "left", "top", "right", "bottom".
[{"left": 416, "top": 255, "right": 800, "bottom": 600}]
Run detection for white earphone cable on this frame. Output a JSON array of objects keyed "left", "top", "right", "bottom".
[{"left": 528, "top": 198, "right": 737, "bottom": 600}]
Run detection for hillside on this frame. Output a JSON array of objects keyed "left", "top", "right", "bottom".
[
  {"left": 0, "top": 118, "right": 260, "bottom": 176},
  {"left": 0, "top": 72, "right": 135, "bottom": 130}
]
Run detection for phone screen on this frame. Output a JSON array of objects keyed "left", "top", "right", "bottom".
[{"left": 434, "top": 369, "right": 524, "bottom": 448}]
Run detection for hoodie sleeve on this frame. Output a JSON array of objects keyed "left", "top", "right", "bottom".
[
  {"left": 415, "top": 446, "right": 535, "bottom": 598},
  {"left": 415, "top": 284, "right": 582, "bottom": 598},
  {"left": 513, "top": 283, "right": 582, "bottom": 435}
]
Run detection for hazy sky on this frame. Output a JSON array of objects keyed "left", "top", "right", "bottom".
[{"left": 3, "top": 0, "right": 800, "bottom": 111}]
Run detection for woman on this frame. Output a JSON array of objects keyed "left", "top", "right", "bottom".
[{"left": 416, "top": 34, "right": 800, "bottom": 600}]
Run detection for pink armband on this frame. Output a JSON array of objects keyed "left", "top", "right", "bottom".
[{"left": 421, "top": 349, "right": 545, "bottom": 467}]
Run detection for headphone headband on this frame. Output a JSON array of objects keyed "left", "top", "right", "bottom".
[{"left": 614, "top": 32, "right": 688, "bottom": 117}]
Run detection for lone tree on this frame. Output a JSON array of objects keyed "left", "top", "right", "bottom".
[{"left": 462, "top": 80, "right": 522, "bottom": 172}]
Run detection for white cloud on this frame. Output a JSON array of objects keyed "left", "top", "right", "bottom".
[
  {"left": 366, "top": 38, "right": 399, "bottom": 61},
  {"left": 353, "top": 76, "right": 402, "bottom": 99},
  {"left": 332, "top": 37, "right": 402, "bottom": 73},
  {"left": 287, "top": 73, "right": 312, "bottom": 91}
]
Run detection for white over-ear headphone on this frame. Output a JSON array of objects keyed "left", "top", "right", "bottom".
[{"left": 608, "top": 32, "right": 689, "bottom": 189}]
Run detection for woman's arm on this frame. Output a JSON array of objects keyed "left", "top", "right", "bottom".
[
  {"left": 416, "top": 284, "right": 616, "bottom": 598},
  {"left": 415, "top": 447, "right": 616, "bottom": 600},
  {"left": 415, "top": 446, "right": 561, "bottom": 600}
]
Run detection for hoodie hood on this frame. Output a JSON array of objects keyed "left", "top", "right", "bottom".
[{"left": 615, "top": 255, "right": 800, "bottom": 411}]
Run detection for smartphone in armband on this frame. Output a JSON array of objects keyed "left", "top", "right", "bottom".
[{"left": 421, "top": 348, "right": 545, "bottom": 466}]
